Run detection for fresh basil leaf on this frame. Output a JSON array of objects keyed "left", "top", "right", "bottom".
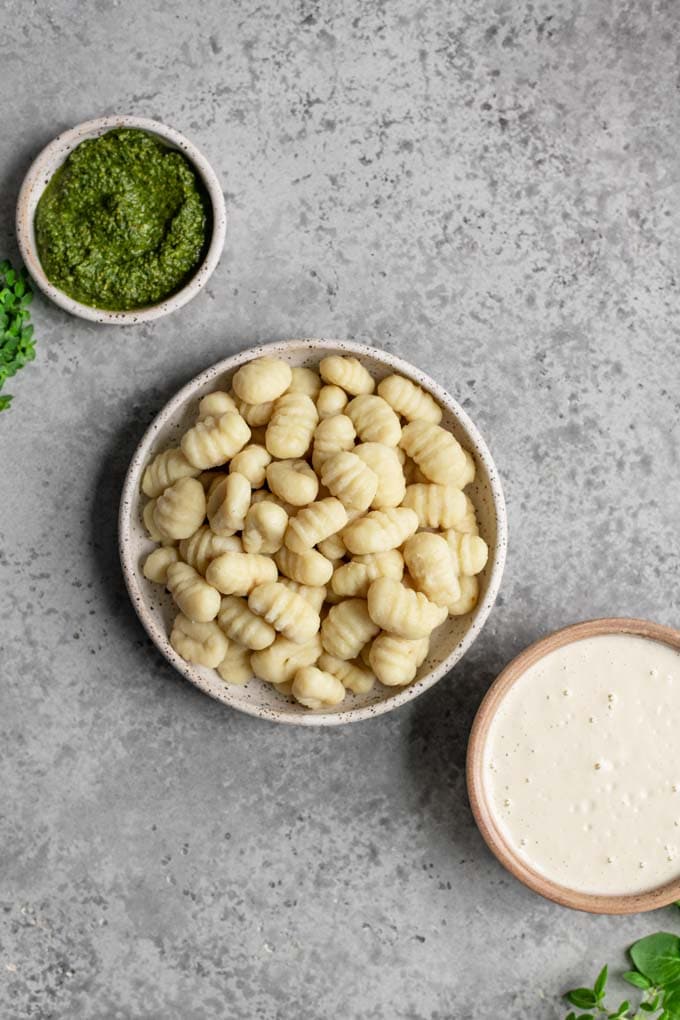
[
  {"left": 623, "top": 970, "right": 652, "bottom": 990},
  {"left": 0, "top": 393, "right": 12, "bottom": 410},
  {"left": 630, "top": 933, "right": 680, "bottom": 986},
  {"left": 566, "top": 989, "right": 598, "bottom": 1009},
  {"left": 610, "top": 1001, "right": 630, "bottom": 1019},
  {"left": 594, "top": 964, "right": 608, "bottom": 998}
]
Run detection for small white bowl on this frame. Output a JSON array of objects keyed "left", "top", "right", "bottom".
[
  {"left": 16, "top": 115, "right": 227, "bottom": 325},
  {"left": 119, "top": 339, "right": 508, "bottom": 725}
]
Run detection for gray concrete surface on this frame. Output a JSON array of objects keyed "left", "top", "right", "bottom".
[{"left": 2, "top": 0, "right": 680, "bottom": 1017}]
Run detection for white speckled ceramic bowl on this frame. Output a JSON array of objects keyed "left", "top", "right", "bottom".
[
  {"left": 119, "top": 339, "right": 508, "bottom": 725},
  {"left": 16, "top": 115, "right": 227, "bottom": 325}
]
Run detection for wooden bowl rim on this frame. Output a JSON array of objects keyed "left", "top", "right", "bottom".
[{"left": 466, "top": 617, "right": 680, "bottom": 914}]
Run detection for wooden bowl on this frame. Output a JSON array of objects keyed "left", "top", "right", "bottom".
[
  {"left": 467, "top": 617, "right": 680, "bottom": 914},
  {"left": 119, "top": 338, "right": 508, "bottom": 726}
]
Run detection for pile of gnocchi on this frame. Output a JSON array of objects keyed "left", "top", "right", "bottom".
[{"left": 140, "top": 354, "right": 488, "bottom": 710}]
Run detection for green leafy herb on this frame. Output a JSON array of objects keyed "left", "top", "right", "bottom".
[
  {"left": 0, "top": 259, "right": 35, "bottom": 411},
  {"left": 563, "top": 931, "right": 680, "bottom": 1019}
]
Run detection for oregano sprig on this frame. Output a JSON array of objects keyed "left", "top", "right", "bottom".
[
  {"left": 564, "top": 933, "right": 680, "bottom": 1020},
  {"left": 0, "top": 259, "right": 35, "bottom": 411}
]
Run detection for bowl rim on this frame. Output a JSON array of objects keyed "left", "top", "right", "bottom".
[
  {"left": 466, "top": 616, "right": 680, "bottom": 913},
  {"left": 15, "top": 114, "right": 227, "bottom": 325},
  {"left": 118, "top": 337, "right": 508, "bottom": 726}
]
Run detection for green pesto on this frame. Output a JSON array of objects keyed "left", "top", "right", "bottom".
[{"left": 35, "top": 128, "right": 209, "bottom": 311}]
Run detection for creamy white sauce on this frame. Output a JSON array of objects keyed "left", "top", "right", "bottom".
[{"left": 483, "top": 634, "right": 680, "bottom": 895}]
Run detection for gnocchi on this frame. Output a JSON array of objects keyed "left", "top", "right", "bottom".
[
  {"left": 377, "top": 374, "right": 442, "bottom": 424},
  {"left": 291, "top": 666, "right": 346, "bottom": 709},
  {"left": 345, "top": 395, "right": 401, "bottom": 447},
  {"left": 181, "top": 412, "right": 251, "bottom": 470},
  {"left": 399, "top": 420, "right": 469, "bottom": 488},
  {"left": 205, "top": 551, "right": 277, "bottom": 595},
  {"left": 242, "top": 501, "right": 288, "bottom": 555},
  {"left": 319, "top": 355, "right": 375, "bottom": 395},
  {"left": 266, "top": 393, "right": 318, "bottom": 459},
  {"left": 154, "top": 477, "right": 207, "bottom": 541},
  {"left": 248, "top": 581, "right": 321, "bottom": 644},
  {"left": 232, "top": 356, "right": 293, "bottom": 404},
  {"left": 170, "top": 614, "right": 228, "bottom": 669},
  {"left": 320, "top": 451, "right": 377, "bottom": 512},
  {"left": 142, "top": 447, "right": 199, "bottom": 498},
  {"left": 140, "top": 354, "right": 485, "bottom": 709},
  {"left": 316, "top": 384, "right": 348, "bottom": 419},
  {"left": 285, "top": 497, "right": 348, "bottom": 553},
  {"left": 166, "top": 561, "right": 221, "bottom": 622},
  {"left": 218, "top": 595, "right": 276, "bottom": 650},
  {"left": 367, "top": 577, "right": 448, "bottom": 639}
]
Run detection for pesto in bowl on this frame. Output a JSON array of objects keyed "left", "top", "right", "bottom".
[{"left": 34, "top": 128, "right": 209, "bottom": 311}]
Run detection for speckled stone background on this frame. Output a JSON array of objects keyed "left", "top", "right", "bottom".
[{"left": 2, "top": 1, "right": 680, "bottom": 1017}]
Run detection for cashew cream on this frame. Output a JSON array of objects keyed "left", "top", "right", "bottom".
[{"left": 484, "top": 634, "right": 680, "bottom": 895}]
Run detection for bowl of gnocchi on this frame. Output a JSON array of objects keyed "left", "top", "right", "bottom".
[{"left": 119, "top": 339, "right": 507, "bottom": 725}]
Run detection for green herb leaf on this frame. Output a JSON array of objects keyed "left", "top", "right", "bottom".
[
  {"left": 565, "top": 989, "right": 598, "bottom": 1009},
  {"left": 623, "top": 971, "right": 652, "bottom": 990},
  {"left": 630, "top": 934, "right": 680, "bottom": 987},
  {"left": 595, "top": 965, "right": 609, "bottom": 999},
  {"left": 0, "top": 259, "right": 36, "bottom": 412},
  {"left": 609, "top": 1001, "right": 630, "bottom": 1019}
]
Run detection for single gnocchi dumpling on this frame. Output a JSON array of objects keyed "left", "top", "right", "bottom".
[
  {"left": 312, "top": 414, "right": 356, "bottom": 473},
  {"left": 232, "top": 356, "right": 293, "bottom": 404},
  {"left": 181, "top": 412, "right": 251, "bottom": 470},
  {"left": 317, "top": 532, "right": 346, "bottom": 562},
  {"left": 166, "top": 561, "right": 221, "bottom": 622},
  {"left": 320, "top": 451, "right": 377, "bottom": 513},
  {"left": 266, "top": 393, "right": 318, "bottom": 459},
  {"left": 399, "top": 420, "right": 469, "bottom": 488},
  {"left": 345, "top": 395, "right": 401, "bottom": 447},
  {"left": 447, "top": 574, "right": 480, "bottom": 616},
  {"left": 143, "top": 499, "right": 164, "bottom": 542},
  {"left": 278, "top": 578, "right": 327, "bottom": 613},
  {"left": 401, "top": 483, "right": 467, "bottom": 529},
  {"left": 455, "top": 494, "right": 481, "bottom": 535},
  {"left": 153, "top": 477, "right": 207, "bottom": 541},
  {"left": 218, "top": 595, "right": 276, "bottom": 650},
  {"left": 198, "top": 391, "right": 238, "bottom": 420},
  {"left": 353, "top": 443, "right": 406, "bottom": 508},
  {"left": 251, "top": 634, "right": 322, "bottom": 685},
  {"left": 369, "top": 633, "right": 429, "bottom": 686},
  {"left": 367, "top": 577, "right": 448, "bottom": 639},
  {"left": 331, "top": 548, "right": 404, "bottom": 598},
  {"left": 207, "top": 473, "right": 251, "bottom": 536},
  {"left": 288, "top": 365, "right": 322, "bottom": 398},
  {"left": 443, "top": 531, "right": 489, "bottom": 576},
  {"left": 320, "top": 598, "right": 380, "bottom": 660},
  {"left": 275, "top": 546, "right": 334, "bottom": 587},
  {"left": 142, "top": 546, "right": 180, "bottom": 584},
  {"left": 285, "top": 497, "right": 348, "bottom": 553},
  {"left": 403, "top": 532, "right": 461, "bottom": 608},
  {"left": 233, "top": 394, "right": 275, "bottom": 427},
  {"left": 248, "top": 581, "right": 321, "bottom": 644},
  {"left": 229, "top": 444, "right": 271, "bottom": 488},
  {"left": 341, "top": 506, "right": 418, "bottom": 555},
  {"left": 319, "top": 355, "right": 375, "bottom": 395},
  {"left": 242, "top": 501, "right": 288, "bottom": 555},
  {"left": 142, "top": 447, "right": 199, "bottom": 498},
  {"left": 205, "top": 551, "right": 278, "bottom": 596},
  {"left": 377, "top": 374, "right": 442, "bottom": 424},
  {"left": 266, "top": 459, "right": 318, "bottom": 507},
  {"left": 292, "top": 666, "right": 345, "bottom": 709},
  {"left": 179, "top": 527, "right": 242, "bottom": 575},
  {"left": 316, "top": 384, "right": 348, "bottom": 419},
  {"left": 170, "top": 614, "right": 228, "bottom": 669},
  {"left": 317, "top": 652, "right": 375, "bottom": 694},
  {"left": 216, "top": 642, "right": 253, "bottom": 685}
]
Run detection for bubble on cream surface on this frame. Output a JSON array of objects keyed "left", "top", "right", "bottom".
[{"left": 483, "top": 634, "right": 680, "bottom": 896}]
